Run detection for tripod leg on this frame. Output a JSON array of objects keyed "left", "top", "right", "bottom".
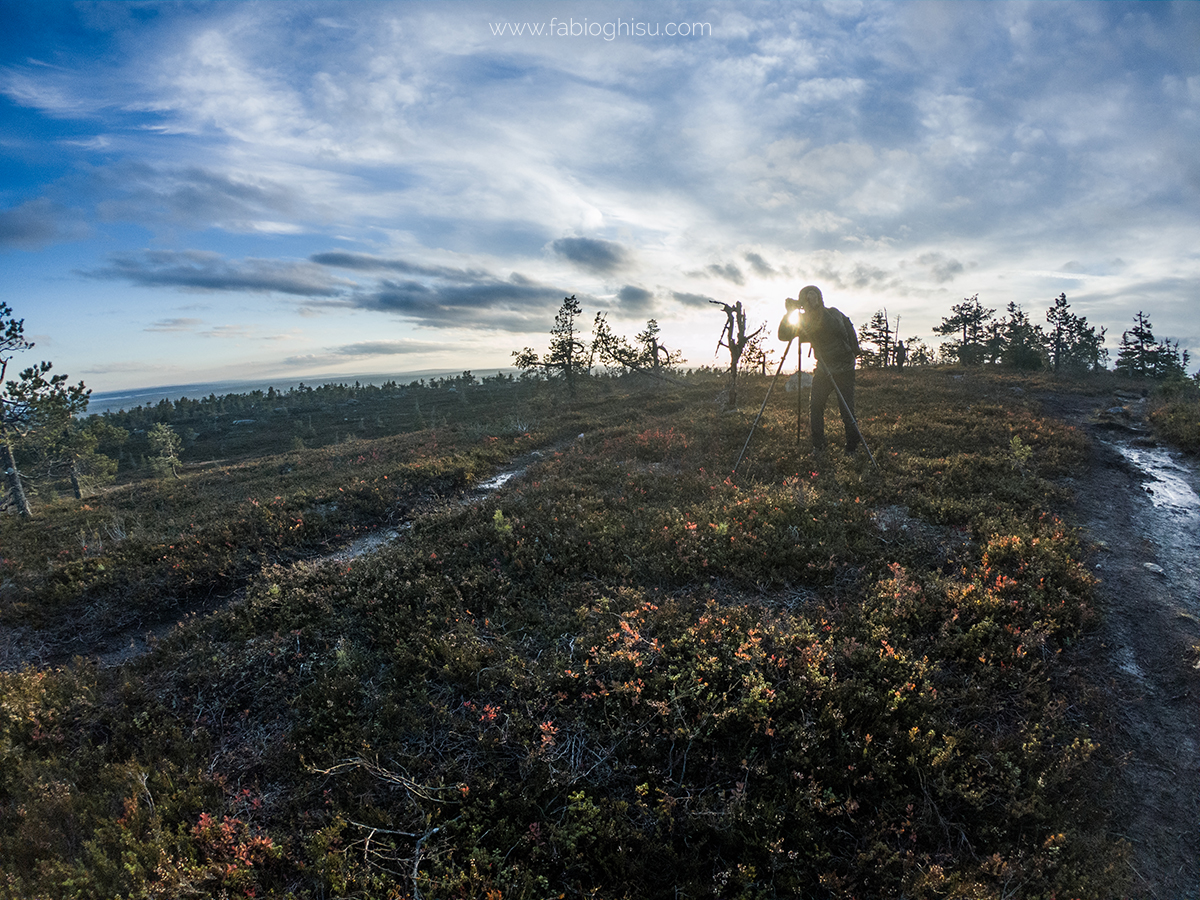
[
  {"left": 732, "top": 339, "right": 792, "bottom": 478},
  {"left": 796, "top": 350, "right": 803, "bottom": 447}
]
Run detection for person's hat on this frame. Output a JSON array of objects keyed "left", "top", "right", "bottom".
[{"left": 798, "top": 285, "right": 824, "bottom": 309}]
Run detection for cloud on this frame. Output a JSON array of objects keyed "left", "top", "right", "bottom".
[
  {"left": 744, "top": 252, "right": 778, "bottom": 277},
  {"left": 87, "top": 163, "right": 314, "bottom": 234},
  {"left": 280, "top": 338, "right": 449, "bottom": 368},
  {"left": 707, "top": 263, "right": 745, "bottom": 285},
  {"left": 310, "top": 251, "right": 489, "bottom": 281},
  {"left": 79, "top": 361, "right": 167, "bottom": 375},
  {"left": 333, "top": 340, "right": 449, "bottom": 357},
  {"left": 81, "top": 250, "right": 349, "bottom": 296},
  {"left": 916, "top": 252, "right": 965, "bottom": 283},
  {"left": 145, "top": 317, "right": 204, "bottom": 332},
  {"left": 551, "top": 237, "right": 632, "bottom": 275},
  {"left": 199, "top": 325, "right": 254, "bottom": 339},
  {"left": 352, "top": 276, "right": 568, "bottom": 328},
  {"left": 0, "top": 197, "right": 90, "bottom": 249},
  {"left": 671, "top": 291, "right": 716, "bottom": 308},
  {"left": 617, "top": 285, "right": 655, "bottom": 313},
  {"left": 311, "top": 251, "right": 573, "bottom": 326}
]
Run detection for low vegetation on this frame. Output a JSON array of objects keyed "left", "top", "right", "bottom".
[
  {"left": 1148, "top": 376, "right": 1200, "bottom": 454},
  {"left": 0, "top": 366, "right": 1170, "bottom": 898}
]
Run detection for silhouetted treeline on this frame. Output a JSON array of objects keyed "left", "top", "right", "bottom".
[{"left": 859, "top": 293, "right": 1194, "bottom": 380}]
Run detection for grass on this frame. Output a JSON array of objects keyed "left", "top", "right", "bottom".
[{"left": 0, "top": 367, "right": 1138, "bottom": 898}]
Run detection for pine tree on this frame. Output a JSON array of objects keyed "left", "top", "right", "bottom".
[
  {"left": 998, "top": 302, "right": 1047, "bottom": 370},
  {"left": 148, "top": 423, "right": 183, "bottom": 479},
  {"left": 1045, "top": 293, "right": 1108, "bottom": 373},
  {"left": 1, "top": 303, "right": 90, "bottom": 516},
  {"left": 1115, "top": 311, "right": 1158, "bottom": 377},
  {"left": 634, "top": 319, "right": 685, "bottom": 372},
  {"left": 1152, "top": 339, "right": 1188, "bottom": 379},
  {"left": 592, "top": 315, "right": 684, "bottom": 377},
  {"left": 858, "top": 310, "right": 894, "bottom": 368},
  {"left": 1112, "top": 311, "right": 1187, "bottom": 379},
  {"left": 512, "top": 295, "right": 590, "bottom": 396},
  {"left": 933, "top": 295, "right": 995, "bottom": 366}
]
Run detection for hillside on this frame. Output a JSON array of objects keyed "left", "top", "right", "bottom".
[{"left": 2, "top": 368, "right": 1196, "bottom": 899}]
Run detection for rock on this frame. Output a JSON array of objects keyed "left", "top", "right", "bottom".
[{"left": 1143, "top": 562, "right": 1165, "bottom": 575}]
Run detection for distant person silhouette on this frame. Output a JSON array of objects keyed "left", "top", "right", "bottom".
[
  {"left": 895, "top": 340, "right": 907, "bottom": 369},
  {"left": 777, "top": 285, "right": 861, "bottom": 452}
]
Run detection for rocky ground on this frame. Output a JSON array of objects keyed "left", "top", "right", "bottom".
[{"left": 1036, "top": 390, "right": 1200, "bottom": 900}]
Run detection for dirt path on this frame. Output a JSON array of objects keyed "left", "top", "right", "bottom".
[
  {"left": 1036, "top": 390, "right": 1200, "bottom": 900},
  {"left": 0, "top": 444, "right": 560, "bottom": 671}
]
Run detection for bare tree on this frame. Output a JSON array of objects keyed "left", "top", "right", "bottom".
[{"left": 711, "top": 300, "right": 764, "bottom": 409}]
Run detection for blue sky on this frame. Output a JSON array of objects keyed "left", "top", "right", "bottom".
[{"left": 2, "top": 1, "right": 1198, "bottom": 392}]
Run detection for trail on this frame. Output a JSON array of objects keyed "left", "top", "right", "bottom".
[
  {"left": 0, "top": 446, "right": 554, "bottom": 670},
  {"left": 1037, "top": 390, "right": 1200, "bottom": 900}
]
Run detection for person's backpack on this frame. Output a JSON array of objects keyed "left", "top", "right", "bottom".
[{"left": 827, "top": 308, "right": 859, "bottom": 360}]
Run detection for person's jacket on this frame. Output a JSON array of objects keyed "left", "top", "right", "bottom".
[{"left": 778, "top": 307, "right": 859, "bottom": 374}]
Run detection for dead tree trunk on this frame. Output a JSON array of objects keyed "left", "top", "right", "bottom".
[{"left": 711, "top": 300, "right": 764, "bottom": 410}]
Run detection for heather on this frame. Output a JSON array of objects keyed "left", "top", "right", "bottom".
[{"left": 0, "top": 369, "right": 1130, "bottom": 898}]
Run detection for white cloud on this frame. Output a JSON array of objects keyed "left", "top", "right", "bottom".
[{"left": 2, "top": 0, "right": 1198, "bottom": 389}]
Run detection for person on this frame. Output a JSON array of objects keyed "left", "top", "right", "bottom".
[
  {"left": 777, "top": 285, "right": 862, "bottom": 453},
  {"left": 895, "top": 340, "right": 907, "bottom": 369}
]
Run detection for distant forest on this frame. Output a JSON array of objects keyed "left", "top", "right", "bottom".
[{"left": 1, "top": 293, "right": 1197, "bottom": 516}]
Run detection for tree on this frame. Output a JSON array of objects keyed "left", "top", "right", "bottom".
[
  {"left": 997, "top": 302, "right": 1047, "bottom": 370},
  {"left": 2, "top": 303, "right": 90, "bottom": 516},
  {"left": 634, "top": 319, "right": 685, "bottom": 373},
  {"left": 858, "top": 310, "right": 895, "bottom": 367},
  {"left": 1115, "top": 311, "right": 1159, "bottom": 377},
  {"left": 148, "top": 423, "right": 183, "bottom": 478},
  {"left": 591, "top": 312, "right": 636, "bottom": 372},
  {"left": 932, "top": 295, "right": 995, "bottom": 366},
  {"left": 513, "top": 295, "right": 591, "bottom": 396},
  {"left": 60, "top": 419, "right": 126, "bottom": 497},
  {"left": 711, "top": 300, "right": 764, "bottom": 409},
  {"left": 905, "top": 339, "right": 934, "bottom": 365},
  {"left": 17, "top": 412, "right": 124, "bottom": 500},
  {"left": 1045, "top": 293, "right": 1108, "bottom": 373},
  {"left": 1112, "top": 311, "right": 1189, "bottom": 379},
  {"left": 741, "top": 324, "right": 775, "bottom": 376},
  {"left": 1151, "top": 338, "right": 1188, "bottom": 379},
  {"left": 593, "top": 315, "right": 684, "bottom": 377}
]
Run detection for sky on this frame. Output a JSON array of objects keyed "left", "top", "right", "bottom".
[{"left": 2, "top": 0, "right": 1198, "bottom": 394}]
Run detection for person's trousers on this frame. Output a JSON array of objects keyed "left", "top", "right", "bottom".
[{"left": 810, "top": 367, "right": 859, "bottom": 450}]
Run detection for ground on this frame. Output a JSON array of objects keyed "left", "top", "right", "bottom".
[
  {"left": 1036, "top": 389, "right": 1200, "bottom": 899},
  {"left": 4, "top": 380, "right": 1199, "bottom": 897}
]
